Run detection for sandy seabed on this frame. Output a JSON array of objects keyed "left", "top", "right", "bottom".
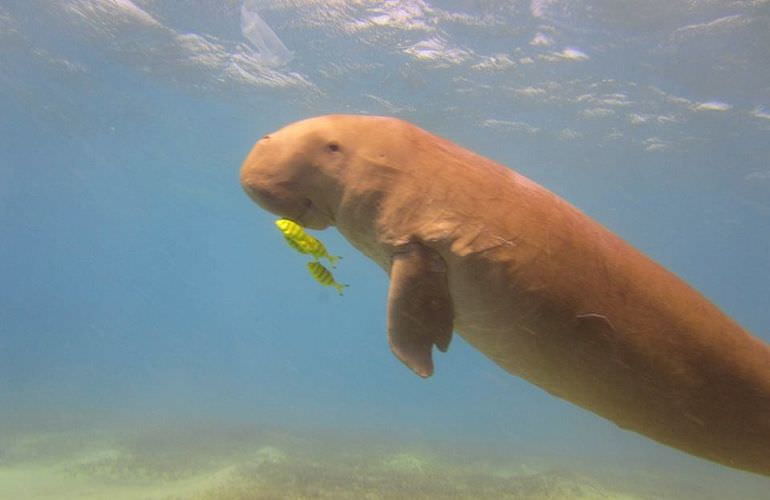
[{"left": 1, "top": 423, "right": 767, "bottom": 500}]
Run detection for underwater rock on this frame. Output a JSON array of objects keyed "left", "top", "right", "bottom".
[
  {"left": 380, "top": 452, "right": 432, "bottom": 473},
  {"left": 251, "top": 445, "right": 287, "bottom": 466}
]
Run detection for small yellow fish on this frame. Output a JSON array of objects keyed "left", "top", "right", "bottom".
[
  {"left": 282, "top": 234, "right": 313, "bottom": 254},
  {"left": 275, "top": 218, "right": 341, "bottom": 267},
  {"left": 306, "top": 261, "right": 348, "bottom": 295}
]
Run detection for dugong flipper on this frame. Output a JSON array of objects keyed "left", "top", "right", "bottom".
[
  {"left": 388, "top": 242, "right": 453, "bottom": 378},
  {"left": 239, "top": 114, "right": 770, "bottom": 477}
]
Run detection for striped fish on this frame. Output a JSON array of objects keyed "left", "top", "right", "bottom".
[
  {"left": 275, "top": 218, "right": 341, "bottom": 267},
  {"left": 306, "top": 261, "right": 348, "bottom": 295},
  {"left": 282, "top": 234, "right": 313, "bottom": 254}
]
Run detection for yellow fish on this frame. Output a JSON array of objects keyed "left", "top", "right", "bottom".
[
  {"left": 275, "top": 218, "right": 341, "bottom": 267},
  {"left": 282, "top": 234, "right": 313, "bottom": 255},
  {"left": 306, "top": 261, "right": 348, "bottom": 295}
]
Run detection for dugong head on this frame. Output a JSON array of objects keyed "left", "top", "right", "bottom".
[{"left": 240, "top": 115, "right": 358, "bottom": 230}]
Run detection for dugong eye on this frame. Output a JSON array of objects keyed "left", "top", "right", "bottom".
[{"left": 327, "top": 142, "right": 340, "bottom": 152}]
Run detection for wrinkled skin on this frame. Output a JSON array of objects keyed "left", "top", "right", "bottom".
[{"left": 240, "top": 114, "right": 770, "bottom": 476}]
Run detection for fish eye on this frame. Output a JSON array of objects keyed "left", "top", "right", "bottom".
[{"left": 327, "top": 142, "right": 340, "bottom": 152}]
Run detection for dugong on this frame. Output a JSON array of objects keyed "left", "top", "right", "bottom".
[{"left": 240, "top": 114, "right": 770, "bottom": 476}]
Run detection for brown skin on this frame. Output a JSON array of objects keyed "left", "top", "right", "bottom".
[{"left": 240, "top": 114, "right": 770, "bottom": 476}]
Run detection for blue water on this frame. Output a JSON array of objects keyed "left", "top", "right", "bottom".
[{"left": 1, "top": 1, "right": 769, "bottom": 498}]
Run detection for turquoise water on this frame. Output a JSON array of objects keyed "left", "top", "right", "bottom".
[{"left": 1, "top": 1, "right": 769, "bottom": 498}]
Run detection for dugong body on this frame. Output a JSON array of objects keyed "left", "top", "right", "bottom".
[{"left": 240, "top": 114, "right": 770, "bottom": 476}]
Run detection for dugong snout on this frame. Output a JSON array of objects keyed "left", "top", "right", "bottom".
[
  {"left": 240, "top": 174, "right": 307, "bottom": 220},
  {"left": 240, "top": 127, "right": 335, "bottom": 230}
]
